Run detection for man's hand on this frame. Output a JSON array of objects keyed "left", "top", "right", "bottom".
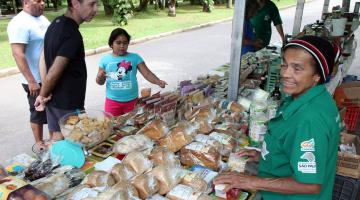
[
  {"left": 213, "top": 172, "right": 260, "bottom": 192},
  {"left": 34, "top": 95, "right": 51, "bottom": 111},
  {"left": 237, "top": 149, "right": 261, "bottom": 162},
  {"left": 28, "top": 81, "right": 41, "bottom": 97}
]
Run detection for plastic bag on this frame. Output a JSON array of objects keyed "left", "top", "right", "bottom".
[
  {"left": 148, "top": 147, "right": 180, "bottom": 167},
  {"left": 142, "top": 119, "right": 170, "bottom": 141},
  {"left": 227, "top": 153, "right": 249, "bottom": 173},
  {"left": 85, "top": 170, "right": 115, "bottom": 189},
  {"left": 209, "top": 132, "right": 237, "bottom": 156},
  {"left": 151, "top": 165, "right": 184, "bottom": 195},
  {"left": 131, "top": 173, "right": 159, "bottom": 199},
  {"left": 180, "top": 142, "right": 221, "bottom": 171},
  {"left": 158, "top": 122, "right": 198, "bottom": 153},
  {"left": 110, "top": 163, "right": 136, "bottom": 183},
  {"left": 113, "top": 134, "right": 154, "bottom": 154},
  {"left": 123, "top": 151, "right": 153, "bottom": 174},
  {"left": 166, "top": 184, "right": 211, "bottom": 200}
]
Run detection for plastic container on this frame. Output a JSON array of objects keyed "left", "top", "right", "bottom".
[
  {"left": 332, "top": 175, "right": 360, "bottom": 200},
  {"left": 344, "top": 106, "right": 360, "bottom": 133},
  {"left": 59, "top": 110, "right": 113, "bottom": 149}
]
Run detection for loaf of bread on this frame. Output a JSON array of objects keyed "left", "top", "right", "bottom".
[
  {"left": 158, "top": 123, "right": 196, "bottom": 153},
  {"left": 148, "top": 146, "right": 180, "bottom": 167},
  {"left": 151, "top": 165, "right": 183, "bottom": 195},
  {"left": 131, "top": 173, "right": 159, "bottom": 199},
  {"left": 112, "top": 181, "right": 139, "bottom": 199},
  {"left": 209, "top": 132, "right": 237, "bottom": 156},
  {"left": 85, "top": 170, "right": 115, "bottom": 188},
  {"left": 123, "top": 151, "right": 153, "bottom": 175},
  {"left": 166, "top": 184, "right": 211, "bottom": 200},
  {"left": 110, "top": 163, "right": 136, "bottom": 183},
  {"left": 142, "top": 119, "right": 169, "bottom": 141},
  {"left": 113, "top": 134, "right": 154, "bottom": 154},
  {"left": 180, "top": 142, "right": 221, "bottom": 170}
]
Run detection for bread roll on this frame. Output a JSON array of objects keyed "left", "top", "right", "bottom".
[{"left": 131, "top": 173, "right": 159, "bottom": 199}]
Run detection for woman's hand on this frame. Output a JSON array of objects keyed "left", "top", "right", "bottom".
[
  {"left": 213, "top": 171, "right": 260, "bottom": 192},
  {"left": 157, "top": 80, "right": 167, "bottom": 88},
  {"left": 237, "top": 149, "right": 261, "bottom": 162}
]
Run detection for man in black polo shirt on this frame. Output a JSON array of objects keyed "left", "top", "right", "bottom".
[{"left": 35, "top": 0, "right": 97, "bottom": 140}]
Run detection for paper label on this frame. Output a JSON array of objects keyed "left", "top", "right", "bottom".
[
  {"left": 168, "top": 184, "right": 201, "bottom": 200},
  {"left": 210, "top": 132, "right": 232, "bottom": 145},
  {"left": 185, "top": 142, "right": 210, "bottom": 153},
  {"left": 197, "top": 169, "right": 218, "bottom": 183}
]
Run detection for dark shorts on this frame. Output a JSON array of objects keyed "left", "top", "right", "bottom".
[
  {"left": 46, "top": 105, "right": 76, "bottom": 132},
  {"left": 22, "top": 84, "right": 47, "bottom": 124}
]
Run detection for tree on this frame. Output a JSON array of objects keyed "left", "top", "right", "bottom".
[{"left": 168, "top": 0, "right": 176, "bottom": 16}]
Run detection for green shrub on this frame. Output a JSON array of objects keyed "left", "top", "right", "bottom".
[{"left": 110, "top": 0, "right": 134, "bottom": 25}]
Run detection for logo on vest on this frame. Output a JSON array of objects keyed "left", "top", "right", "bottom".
[
  {"left": 298, "top": 162, "right": 316, "bottom": 173},
  {"left": 300, "top": 138, "right": 315, "bottom": 152}
]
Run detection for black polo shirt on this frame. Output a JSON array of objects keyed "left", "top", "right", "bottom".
[{"left": 44, "top": 15, "right": 87, "bottom": 110}]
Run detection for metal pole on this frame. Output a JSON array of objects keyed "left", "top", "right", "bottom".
[
  {"left": 227, "top": 0, "right": 246, "bottom": 101},
  {"left": 292, "top": 0, "right": 305, "bottom": 36},
  {"left": 322, "top": 0, "right": 330, "bottom": 15}
]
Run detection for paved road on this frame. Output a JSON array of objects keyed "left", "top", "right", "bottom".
[{"left": 0, "top": 0, "right": 357, "bottom": 162}]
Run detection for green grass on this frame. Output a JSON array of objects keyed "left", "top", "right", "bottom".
[{"left": 0, "top": 0, "right": 296, "bottom": 69}]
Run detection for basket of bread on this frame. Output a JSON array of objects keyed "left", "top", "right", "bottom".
[{"left": 59, "top": 110, "right": 113, "bottom": 149}]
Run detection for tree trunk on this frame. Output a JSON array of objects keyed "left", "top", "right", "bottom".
[
  {"left": 202, "top": 4, "right": 210, "bottom": 12},
  {"left": 168, "top": 0, "right": 176, "bottom": 16},
  {"left": 103, "top": 4, "right": 114, "bottom": 15},
  {"left": 138, "top": 0, "right": 149, "bottom": 11},
  {"left": 226, "top": 0, "right": 231, "bottom": 8}
]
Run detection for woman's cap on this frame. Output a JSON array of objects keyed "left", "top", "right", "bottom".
[{"left": 284, "top": 35, "right": 335, "bottom": 82}]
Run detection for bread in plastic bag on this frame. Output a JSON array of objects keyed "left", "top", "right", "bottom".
[
  {"left": 209, "top": 132, "right": 237, "bottom": 156},
  {"left": 158, "top": 122, "right": 198, "bottom": 153},
  {"left": 227, "top": 153, "right": 249, "bottom": 173},
  {"left": 85, "top": 170, "right": 115, "bottom": 188},
  {"left": 110, "top": 163, "right": 137, "bottom": 183},
  {"left": 111, "top": 181, "right": 140, "bottom": 200},
  {"left": 123, "top": 151, "right": 153, "bottom": 174},
  {"left": 180, "top": 142, "right": 221, "bottom": 170},
  {"left": 147, "top": 194, "right": 170, "bottom": 200},
  {"left": 148, "top": 147, "right": 180, "bottom": 167},
  {"left": 150, "top": 165, "right": 184, "bottom": 195},
  {"left": 142, "top": 119, "right": 170, "bottom": 141},
  {"left": 113, "top": 134, "right": 154, "bottom": 154},
  {"left": 181, "top": 168, "right": 217, "bottom": 194},
  {"left": 166, "top": 184, "right": 212, "bottom": 200},
  {"left": 131, "top": 173, "right": 159, "bottom": 199},
  {"left": 194, "top": 134, "right": 224, "bottom": 155}
]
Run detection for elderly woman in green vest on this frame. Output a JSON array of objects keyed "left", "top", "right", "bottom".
[{"left": 214, "top": 35, "right": 341, "bottom": 200}]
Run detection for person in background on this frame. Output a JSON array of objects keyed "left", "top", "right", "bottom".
[
  {"left": 241, "top": 0, "right": 262, "bottom": 55},
  {"left": 7, "top": 0, "right": 51, "bottom": 151},
  {"left": 250, "top": 0, "right": 285, "bottom": 49},
  {"left": 214, "top": 36, "right": 341, "bottom": 200},
  {"left": 34, "top": 0, "right": 97, "bottom": 140},
  {"left": 96, "top": 28, "right": 167, "bottom": 117}
]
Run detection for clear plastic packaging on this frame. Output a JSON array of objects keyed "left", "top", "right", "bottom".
[
  {"left": 142, "top": 119, "right": 170, "bottom": 141},
  {"left": 166, "top": 184, "right": 211, "bottom": 200},
  {"left": 194, "top": 134, "right": 224, "bottom": 155},
  {"left": 123, "top": 151, "right": 153, "bottom": 174},
  {"left": 158, "top": 122, "right": 198, "bottom": 153},
  {"left": 59, "top": 110, "right": 113, "bottom": 149},
  {"left": 151, "top": 165, "right": 184, "bottom": 195},
  {"left": 227, "top": 153, "right": 249, "bottom": 173},
  {"left": 209, "top": 132, "right": 237, "bottom": 156},
  {"left": 110, "top": 163, "right": 137, "bottom": 183},
  {"left": 180, "top": 142, "right": 221, "bottom": 171},
  {"left": 131, "top": 172, "right": 159, "bottom": 199},
  {"left": 85, "top": 170, "right": 115, "bottom": 188},
  {"left": 148, "top": 147, "right": 180, "bottom": 167},
  {"left": 113, "top": 134, "right": 154, "bottom": 154}
]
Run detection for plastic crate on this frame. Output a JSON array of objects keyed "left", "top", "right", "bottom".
[
  {"left": 332, "top": 175, "right": 360, "bottom": 200},
  {"left": 344, "top": 106, "right": 360, "bottom": 133},
  {"left": 265, "top": 66, "right": 280, "bottom": 92}
]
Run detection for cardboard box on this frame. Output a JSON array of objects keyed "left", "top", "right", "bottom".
[
  {"left": 336, "top": 132, "right": 360, "bottom": 179},
  {"left": 334, "top": 81, "right": 360, "bottom": 109}
]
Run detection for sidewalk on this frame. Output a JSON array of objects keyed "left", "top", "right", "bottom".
[{"left": 0, "top": 17, "right": 232, "bottom": 78}]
